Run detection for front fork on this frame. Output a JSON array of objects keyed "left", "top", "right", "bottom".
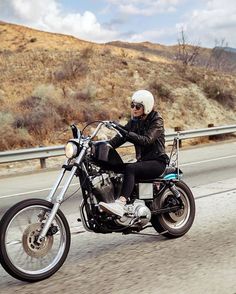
[{"left": 37, "top": 146, "right": 87, "bottom": 243}]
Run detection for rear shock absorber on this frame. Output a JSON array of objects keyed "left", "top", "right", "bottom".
[
  {"left": 169, "top": 183, "right": 184, "bottom": 207},
  {"left": 169, "top": 183, "right": 181, "bottom": 198}
]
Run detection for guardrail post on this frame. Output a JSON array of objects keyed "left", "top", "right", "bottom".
[
  {"left": 40, "top": 158, "right": 47, "bottom": 169},
  {"left": 174, "top": 127, "right": 182, "bottom": 147},
  {"left": 38, "top": 145, "right": 47, "bottom": 168},
  {"left": 208, "top": 123, "right": 216, "bottom": 140}
]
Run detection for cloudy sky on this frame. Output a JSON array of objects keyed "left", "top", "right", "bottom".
[{"left": 0, "top": 0, "right": 236, "bottom": 48}]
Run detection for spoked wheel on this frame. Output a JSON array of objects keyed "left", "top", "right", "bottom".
[
  {"left": 0, "top": 199, "right": 71, "bottom": 282},
  {"left": 151, "top": 181, "right": 195, "bottom": 238}
]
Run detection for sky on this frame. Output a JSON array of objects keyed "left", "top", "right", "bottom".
[{"left": 0, "top": 0, "right": 236, "bottom": 48}]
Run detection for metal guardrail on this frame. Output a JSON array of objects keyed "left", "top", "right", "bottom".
[
  {"left": 167, "top": 125, "right": 236, "bottom": 141},
  {"left": 0, "top": 125, "right": 236, "bottom": 166}
]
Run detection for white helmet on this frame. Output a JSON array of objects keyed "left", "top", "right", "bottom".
[{"left": 131, "top": 90, "right": 154, "bottom": 115}]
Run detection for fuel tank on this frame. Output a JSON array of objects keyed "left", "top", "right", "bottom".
[{"left": 91, "top": 141, "right": 124, "bottom": 171}]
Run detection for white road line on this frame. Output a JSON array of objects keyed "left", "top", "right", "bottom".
[
  {"left": 1, "top": 154, "right": 236, "bottom": 200},
  {"left": 180, "top": 154, "right": 236, "bottom": 167},
  {"left": 0, "top": 183, "right": 79, "bottom": 199},
  {"left": 195, "top": 188, "right": 236, "bottom": 199}
]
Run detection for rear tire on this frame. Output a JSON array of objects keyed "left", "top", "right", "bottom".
[
  {"left": 0, "top": 198, "right": 71, "bottom": 282},
  {"left": 151, "top": 181, "right": 195, "bottom": 238}
]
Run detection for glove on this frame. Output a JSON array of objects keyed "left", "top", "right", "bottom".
[{"left": 115, "top": 124, "right": 128, "bottom": 137}]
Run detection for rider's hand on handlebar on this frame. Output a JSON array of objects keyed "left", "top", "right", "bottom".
[{"left": 109, "top": 121, "right": 128, "bottom": 137}]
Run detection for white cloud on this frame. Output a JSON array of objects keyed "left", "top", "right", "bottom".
[
  {"left": 106, "top": 0, "right": 183, "bottom": 16},
  {"left": 1, "top": 0, "right": 236, "bottom": 47},
  {"left": 180, "top": 0, "right": 236, "bottom": 47},
  {"left": 0, "top": 0, "right": 119, "bottom": 43}
]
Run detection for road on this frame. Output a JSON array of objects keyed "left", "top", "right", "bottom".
[
  {"left": 0, "top": 140, "right": 236, "bottom": 293},
  {"left": 0, "top": 141, "right": 236, "bottom": 216}
]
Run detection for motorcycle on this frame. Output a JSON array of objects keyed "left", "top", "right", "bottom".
[{"left": 0, "top": 121, "right": 195, "bottom": 282}]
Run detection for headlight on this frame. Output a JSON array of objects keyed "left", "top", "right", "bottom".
[{"left": 65, "top": 142, "right": 78, "bottom": 158}]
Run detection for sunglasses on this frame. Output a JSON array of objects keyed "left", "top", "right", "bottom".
[{"left": 131, "top": 102, "right": 143, "bottom": 110}]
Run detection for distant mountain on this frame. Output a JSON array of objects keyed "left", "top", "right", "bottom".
[
  {"left": 222, "top": 47, "right": 236, "bottom": 53},
  {"left": 212, "top": 46, "right": 236, "bottom": 67}
]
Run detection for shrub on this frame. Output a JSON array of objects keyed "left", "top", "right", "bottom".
[
  {"left": 16, "top": 83, "right": 96, "bottom": 139},
  {"left": 53, "top": 70, "right": 67, "bottom": 81},
  {"left": 184, "top": 68, "right": 203, "bottom": 84},
  {"left": 121, "top": 60, "right": 128, "bottom": 66},
  {"left": 101, "top": 47, "right": 111, "bottom": 56},
  {"left": 19, "top": 96, "right": 42, "bottom": 109},
  {"left": 0, "top": 111, "right": 14, "bottom": 126},
  {"left": 138, "top": 56, "right": 150, "bottom": 62},
  {"left": 56, "top": 100, "right": 81, "bottom": 125},
  {"left": 17, "top": 84, "right": 64, "bottom": 139},
  {"left": 203, "top": 82, "right": 235, "bottom": 109},
  {"left": 73, "top": 91, "right": 91, "bottom": 101},
  {"left": 15, "top": 106, "right": 62, "bottom": 138},
  {"left": 54, "top": 58, "right": 88, "bottom": 81},
  {"left": 0, "top": 111, "right": 33, "bottom": 150},
  {"left": 121, "top": 49, "right": 128, "bottom": 58},
  {"left": 149, "top": 81, "right": 173, "bottom": 102},
  {"left": 95, "top": 108, "right": 111, "bottom": 121},
  {"left": 29, "top": 37, "right": 37, "bottom": 43},
  {"left": 32, "top": 84, "right": 59, "bottom": 103},
  {"left": 80, "top": 46, "right": 94, "bottom": 59}
]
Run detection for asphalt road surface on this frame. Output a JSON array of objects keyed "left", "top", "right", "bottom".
[{"left": 0, "top": 140, "right": 236, "bottom": 294}]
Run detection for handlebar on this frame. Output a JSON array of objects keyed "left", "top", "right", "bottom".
[
  {"left": 105, "top": 121, "right": 128, "bottom": 137},
  {"left": 70, "top": 121, "right": 126, "bottom": 141},
  {"left": 90, "top": 121, "right": 127, "bottom": 140}
]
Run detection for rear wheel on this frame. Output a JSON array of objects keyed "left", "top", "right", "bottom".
[
  {"left": 0, "top": 199, "right": 71, "bottom": 282},
  {"left": 151, "top": 181, "right": 195, "bottom": 238}
]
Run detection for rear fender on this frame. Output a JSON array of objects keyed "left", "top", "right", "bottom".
[{"left": 163, "top": 168, "right": 183, "bottom": 180}]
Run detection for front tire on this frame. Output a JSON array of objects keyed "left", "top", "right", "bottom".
[
  {"left": 0, "top": 199, "right": 71, "bottom": 282},
  {"left": 151, "top": 181, "right": 195, "bottom": 238}
]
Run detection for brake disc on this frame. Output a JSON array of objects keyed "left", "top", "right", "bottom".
[
  {"left": 22, "top": 223, "right": 53, "bottom": 258},
  {"left": 164, "top": 195, "right": 186, "bottom": 222}
]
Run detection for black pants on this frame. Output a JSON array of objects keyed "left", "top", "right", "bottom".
[{"left": 121, "top": 160, "right": 166, "bottom": 199}]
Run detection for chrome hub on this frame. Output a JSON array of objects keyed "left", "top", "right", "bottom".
[{"left": 22, "top": 223, "right": 53, "bottom": 258}]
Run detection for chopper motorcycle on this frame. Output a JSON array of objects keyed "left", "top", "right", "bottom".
[{"left": 0, "top": 121, "right": 195, "bottom": 282}]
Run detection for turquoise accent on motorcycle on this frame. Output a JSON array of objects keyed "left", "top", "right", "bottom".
[{"left": 164, "top": 173, "right": 179, "bottom": 180}]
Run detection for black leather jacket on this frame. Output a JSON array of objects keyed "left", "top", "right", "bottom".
[{"left": 109, "top": 110, "right": 168, "bottom": 163}]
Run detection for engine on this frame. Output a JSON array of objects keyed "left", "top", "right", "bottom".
[
  {"left": 91, "top": 172, "right": 123, "bottom": 203},
  {"left": 90, "top": 171, "right": 151, "bottom": 228},
  {"left": 116, "top": 199, "right": 151, "bottom": 227}
]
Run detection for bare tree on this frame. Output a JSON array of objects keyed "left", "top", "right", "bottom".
[
  {"left": 206, "top": 38, "right": 233, "bottom": 72},
  {"left": 176, "top": 28, "right": 201, "bottom": 67}
]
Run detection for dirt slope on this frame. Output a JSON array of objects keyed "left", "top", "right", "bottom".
[{"left": 0, "top": 21, "right": 235, "bottom": 150}]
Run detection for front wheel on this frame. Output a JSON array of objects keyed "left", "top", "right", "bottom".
[
  {"left": 151, "top": 181, "right": 195, "bottom": 238},
  {"left": 0, "top": 198, "right": 71, "bottom": 282}
]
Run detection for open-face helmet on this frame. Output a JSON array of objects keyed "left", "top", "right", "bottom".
[{"left": 131, "top": 90, "right": 154, "bottom": 114}]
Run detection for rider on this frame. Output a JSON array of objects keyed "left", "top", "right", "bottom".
[{"left": 99, "top": 89, "right": 168, "bottom": 217}]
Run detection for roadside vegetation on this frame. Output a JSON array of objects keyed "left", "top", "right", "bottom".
[{"left": 0, "top": 22, "right": 235, "bottom": 151}]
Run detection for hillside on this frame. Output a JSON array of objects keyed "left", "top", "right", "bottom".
[
  {"left": 0, "top": 21, "right": 236, "bottom": 151},
  {"left": 108, "top": 41, "right": 236, "bottom": 72}
]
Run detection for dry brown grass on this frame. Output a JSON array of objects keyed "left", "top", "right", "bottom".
[{"left": 0, "top": 21, "right": 236, "bottom": 151}]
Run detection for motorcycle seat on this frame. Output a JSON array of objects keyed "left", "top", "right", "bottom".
[{"left": 137, "top": 166, "right": 181, "bottom": 183}]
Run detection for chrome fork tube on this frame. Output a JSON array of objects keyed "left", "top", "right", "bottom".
[
  {"left": 38, "top": 202, "right": 61, "bottom": 242},
  {"left": 38, "top": 146, "right": 87, "bottom": 242},
  {"left": 46, "top": 161, "right": 68, "bottom": 202}
]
